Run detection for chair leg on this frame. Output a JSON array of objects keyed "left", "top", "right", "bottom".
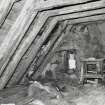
[
  {"left": 80, "top": 64, "right": 84, "bottom": 83},
  {"left": 94, "top": 79, "right": 98, "bottom": 86}
]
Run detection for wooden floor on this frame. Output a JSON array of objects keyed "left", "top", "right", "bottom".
[
  {"left": 0, "top": 81, "right": 105, "bottom": 105},
  {"left": 0, "top": 85, "right": 29, "bottom": 104}
]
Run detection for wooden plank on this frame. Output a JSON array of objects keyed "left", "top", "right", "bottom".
[
  {"left": 84, "top": 74, "right": 103, "bottom": 78},
  {"left": 0, "top": 0, "right": 15, "bottom": 27},
  {"left": 1, "top": 10, "right": 105, "bottom": 89},
  {"left": 0, "top": 0, "right": 104, "bottom": 78},
  {"left": 35, "top": 0, "right": 104, "bottom": 10}
]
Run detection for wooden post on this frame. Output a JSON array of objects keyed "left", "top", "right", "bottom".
[
  {"left": 80, "top": 62, "right": 84, "bottom": 83},
  {"left": 63, "top": 51, "right": 69, "bottom": 72}
]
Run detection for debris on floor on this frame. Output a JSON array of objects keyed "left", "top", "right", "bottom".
[{"left": 0, "top": 74, "right": 105, "bottom": 105}]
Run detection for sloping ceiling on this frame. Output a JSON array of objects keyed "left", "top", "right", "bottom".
[{"left": 0, "top": 0, "right": 105, "bottom": 89}]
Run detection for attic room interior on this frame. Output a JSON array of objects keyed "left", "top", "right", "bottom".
[{"left": 0, "top": 0, "right": 105, "bottom": 105}]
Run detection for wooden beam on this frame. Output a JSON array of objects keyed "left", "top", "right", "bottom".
[
  {"left": 35, "top": 0, "right": 104, "bottom": 10},
  {"left": 0, "top": 0, "right": 15, "bottom": 27},
  {"left": 44, "top": 1, "right": 105, "bottom": 15},
  {"left": 62, "top": 14, "right": 105, "bottom": 24}
]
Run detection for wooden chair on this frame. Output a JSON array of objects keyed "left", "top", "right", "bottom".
[{"left": 80, "top": 58, "right": 104, "bottom": 86}]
